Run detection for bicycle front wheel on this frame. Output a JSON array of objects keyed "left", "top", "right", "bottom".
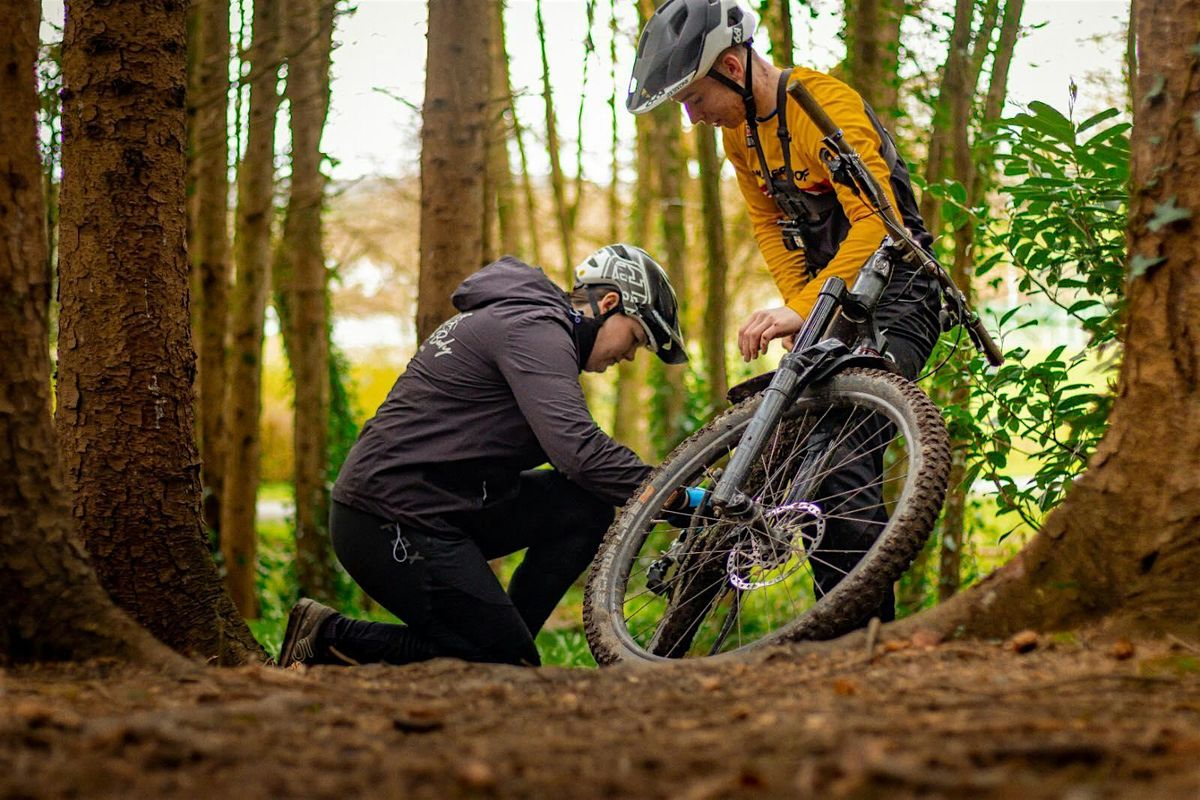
[{"left": 584, "top": 368, "right": 950, "bottom": 665}]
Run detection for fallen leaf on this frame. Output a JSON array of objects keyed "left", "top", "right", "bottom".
[
  {"left": 1111, "top": 639, "right": 1135, "bottom": 660},
  {"left": 457, "top": 758, "right": 495, "bottom": 790},
  {"left": 1009, "top": 630, "right": 1040, "bottom": 653},
  {"left": 911, "top": 629, "right": 943, "bottom": 649}
]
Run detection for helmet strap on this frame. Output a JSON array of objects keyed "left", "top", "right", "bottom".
[
  {"left": 586, "top": 286, "right": 622, "bottom": 324},
  {"left": 706, "top": 42, "right": 757, "bottom": 125}
]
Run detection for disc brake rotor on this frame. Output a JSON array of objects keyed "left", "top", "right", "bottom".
[{"left": 726, "top": 501, "right": 826, "bottom": 590}]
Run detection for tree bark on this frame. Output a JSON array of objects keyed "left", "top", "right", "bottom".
[
  {"left": 841, "top": 0, "right": 904, "bottom": 127},
  {"left": 650, "top": 102, "right": 689, "bottom": 455},
  {"left": 279, "top": 0, "right": 337, "bottom": 603},
  {"left": 918, "top": 0, "right": 974, "bottom": 237},
  {"left": 695, "top": 126, "right": 729, "bottom": 412},
  {"left": 894, "top": 0, "right": 1200, "bottom": 639},
  {"left": 935, "top": 0, "right": 1022, "bottom": 601},
  {"left": 535, "top": 0, "right": 574, "bottom": 280},
  {"left": 0, "top": 0, "right": 180, "bottom": 667},
  {"left": 612, "top": 1, "right": 651, "bottom": 459},
  {"left": 417, "top": 0, "right": 490, "bottom": 342},
  {"left": 192, "top": 0, "right": 233, "bottom": 534},
  {"left": 484, "top": 0, "right": 518, "bottom": 261},
  {"left": 221, "top": 0, "right": 282, "bottom": 618},
  {"left": 56, "top": 0, "right": 261, "bottom": 663},
  {"left": 757, "top": 0, "right": 793, "bottom": 64}
]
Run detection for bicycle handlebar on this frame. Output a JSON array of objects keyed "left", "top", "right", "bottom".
[{"left": 785, "top": 78, "right": 1005, "bottom": 368}]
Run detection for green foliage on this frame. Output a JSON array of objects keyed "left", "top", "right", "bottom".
[{"left": 961, "top": 101, "right": 1128, "bottom": 532}]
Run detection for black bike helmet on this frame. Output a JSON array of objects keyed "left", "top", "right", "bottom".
[
  {"left": 574, "top": 244, "right": 688, "bottom": 365},
  {"left": 627, "top": 0, "right": 758, "bottom": 115}
]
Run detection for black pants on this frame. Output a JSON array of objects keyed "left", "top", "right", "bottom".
[
  {"left": 808, "top": 267, "right": 942, "bottom": 623},
  {"left": 322, "top": 470, "right": 613, "bottom": 667}
]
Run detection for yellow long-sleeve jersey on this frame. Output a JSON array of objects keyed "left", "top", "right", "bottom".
[{"left": 722, "top": 66, "right": 925, "bottom": 318}]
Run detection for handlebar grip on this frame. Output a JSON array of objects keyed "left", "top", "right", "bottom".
[
  {"left": 970, "top": 316, "right": 1005, "bottom": 367},
  {"left": 786, "top": 80, "right": 840, "bottom": 139}
]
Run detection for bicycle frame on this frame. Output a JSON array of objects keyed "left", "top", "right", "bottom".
[{"left": 707, "top": 78, "right": 1004, "bottom": 523}]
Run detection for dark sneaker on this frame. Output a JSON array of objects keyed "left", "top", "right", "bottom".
[{"left": 278, "top": 598, "right": 338, "bottom": 668}]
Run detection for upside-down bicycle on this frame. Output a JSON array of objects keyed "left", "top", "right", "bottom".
[{"left": 583, "top": 79, "right": 1004, "bottom": 664}]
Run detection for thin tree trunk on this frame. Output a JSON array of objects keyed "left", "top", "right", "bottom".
[
  {"left": 417, "top": 0, "right": 490, "bottom": 341},
  {"left": 613, "top": 4, "right": 656, "bottom": 458},
  {"left": 568, "top": 0, "right": 598, "bottom": 233},
  {"left": 966, "top": 0, "right": 1001, "bottom": 95},
  {"left": 511, "top": 75, "right": 542, "bottom": 265},
  {"left": 931, "top": 0, "right": 1022, "bottom": 602},
  {"left": 651, "top": 103, "right": 689, "bottom": 455},
  {"left": 758, "top": 0, "right": 793, "bottom": 63},
  {"left": 192, "top": 0, "right": 233, "bottom": 534},
  {"left": 842, "top": 0, "right": 905, "bottom": 127},
  {"left": 935, "top": 0, "right": 985, "bottom": 600},
  {"left": 983, "top": 0, "right": 1024, "bottom": 128},
  {"left": 56, "top": 0, "right": 261, "bottom": 663},
  {"left": 919, "top": 0, "right": 974, "bottom": 237},
  {"left": 0, "top": 0, "right": 178, "bottom": 666},
  {"left": 695, "top": 126, "right": 729, "bottom": 412},
  {"left": 535, "top": 0, "right": 574, "bottom": 279},
  {"left": 485, "top": 0, "right": 518, "bottom": 259},
  {"left": 280, "top": 0, "right": 337, "bottom": 603},
  {"left": 221, "top": 0, "right": 282, "bottom": 618},
  {"left": 1125, "top": 0, "right": 1138, "bottom": 113}
]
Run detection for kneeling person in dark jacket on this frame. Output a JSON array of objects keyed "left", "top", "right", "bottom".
[{"left": 279, "top": 245, "right": 687, "bottom": 668}]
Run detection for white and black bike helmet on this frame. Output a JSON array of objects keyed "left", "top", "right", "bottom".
[
  {"left": 574, "top": 244, "right": 688, "bottom": 365},
  {"left": 626, "top": 0, "right": 758, "bottom": 115}
]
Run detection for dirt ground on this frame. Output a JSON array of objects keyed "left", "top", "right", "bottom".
[{"left": 2, "top": 632, "right": 1199, "bottom": 799}]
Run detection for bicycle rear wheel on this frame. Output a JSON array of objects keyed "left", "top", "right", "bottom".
[{"left": 584, "top": 368, "right": 950, "bottom": 664}]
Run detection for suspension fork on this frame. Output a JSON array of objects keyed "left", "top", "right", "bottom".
[
  {"left": 709, "top": 276, "right": 849, "bottom": 518},
  {"left": 709, "top": 247, "right": 896, "bottom": 522}
]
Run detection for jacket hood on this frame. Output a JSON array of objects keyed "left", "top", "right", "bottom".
[{"left": 452, "top": 257, "right": 571, "bottom": 314}]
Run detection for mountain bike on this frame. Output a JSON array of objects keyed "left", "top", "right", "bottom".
[{"left": 583, "top": 79, "right": 1004, "bottom": 665}]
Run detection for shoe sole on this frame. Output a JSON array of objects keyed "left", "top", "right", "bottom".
[{"left": 279, "top": 599, "right": 320, "bottom": 668}]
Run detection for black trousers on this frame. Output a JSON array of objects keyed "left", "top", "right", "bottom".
[
  {"left": 808, "top": 267, "right": 942, "bottom": 623},
  {"left": 322, "top": 470, "right": 614, "bottom": 667}
]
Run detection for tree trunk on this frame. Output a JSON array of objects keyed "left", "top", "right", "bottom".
[
  {"left": 221, "top": 0, "right": 282, "bottom": 619},
  {"left": 650, "top": 102, "right": 689, "bottom": 456},
  {"left": 896, "top": 0, "right": 1200, "bottom": 640},
  {"left": 484, "top": 0, "right": 518, "bottom": 261},
  {"left": 56, "top": 0, "right": 261, "bottom": 663},
  {"left": 0, "top": 0, "right": 179, "bottom": 666},
  {"left": 511, "top": 78, "right": 542, "bottom": 266},
  {"left": 934, "top": 0, "right": 1022, "bottom": 601},
  {"left": 1125, "top": 0, "right": 1138, "bottom": 113},
  {"left": 612, "top": 46, "right": 656, "bottom": 460},
  {"left": 918, "top": 0, "right": 974, "bottom": 237},
  {"left": 535, "top": 0, "right": 574, "bottom": 280},
  {"left": 417, "top": 0, "right": 490, "bottom": 343},
  {"left": 695, "top": 126, "right": 729, "bottom": 412},
  {"left": 279, "top": 0, "right": 337, "bottom": 603},
  {"left": 192, "top": 0, "right": 233, "bottom": 534},
  {"left": 568, "top": 0, "right": 598, "bottom": 235},
  {"left": 982, "top": 0, "right": 1024, "bottom": 128},
  {"left": 841, "top": 0, "right": 904, "bottom": 127},
  {"left": 757, "top": 0, "right": 793, "bottom": 64}
]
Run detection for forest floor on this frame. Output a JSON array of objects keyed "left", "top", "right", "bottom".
[{"left": 2, "top": 631, "right": 1199, "bottom": 799}]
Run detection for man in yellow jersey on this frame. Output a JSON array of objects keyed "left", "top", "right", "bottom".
[{"left": 628, "top": 0, "right": 943, "bottom": 623}]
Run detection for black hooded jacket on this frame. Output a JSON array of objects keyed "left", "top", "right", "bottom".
[{"left": 332, "top": 257, "right": 652, "bottom": 534}]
